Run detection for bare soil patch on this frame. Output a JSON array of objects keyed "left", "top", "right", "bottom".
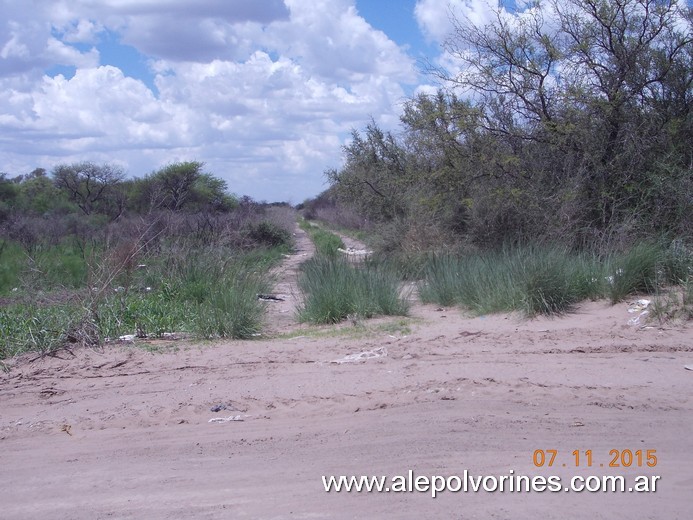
[{"left": 1, "top": 226, "right": 692, "bottom": 519}]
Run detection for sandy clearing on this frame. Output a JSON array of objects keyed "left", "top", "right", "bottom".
[{"left": 1, "top": 227, "right": 692, "bottom": 519}]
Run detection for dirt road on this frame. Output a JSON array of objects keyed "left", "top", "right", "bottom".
[{"left": 1, "top": 228, "right": 692, "bottom": 519}]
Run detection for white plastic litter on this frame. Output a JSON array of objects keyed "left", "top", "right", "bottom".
[
  {"left": 331, "top": 347, "right": 387, "bottom": 364},
  {"left": 338, "top": 247, "right": 372, "bottom": 256},
  {"left": 627, "top": 299, "right": 652, "bottom": 326},
  {"left": 627, "top": 311, "right": 650, "bottom": 326},
  {"left": 628, "top": 299, "right": 651, "bottom": 313},
  {"left": 684, "top": 365, "right": 693, "bottom": 371},
  {"left": 209, "top": 415, "right": 245, "bottom": 423}
]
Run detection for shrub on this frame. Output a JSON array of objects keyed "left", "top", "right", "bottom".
[{"left": 245, "top": 220, "right": 292, "bottom": 248}]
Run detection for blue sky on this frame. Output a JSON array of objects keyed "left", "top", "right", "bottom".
[{"left": 0, "top": 0, "right": 518, "bottom": 202}]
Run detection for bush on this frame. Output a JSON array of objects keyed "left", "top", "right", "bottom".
[{"left": 246, "top": 220, "right": 292, "bottom": 248}]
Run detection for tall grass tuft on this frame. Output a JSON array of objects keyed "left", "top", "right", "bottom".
[
  {"left": 517, "top": 247, "right": 602, "bottom": 316},
  {"left": 298, "top": 255, "right": 408, "bottom": 324},
  {"left": 419, "top": 247, "right": 606, "bottom": 316},
  {"left": 606, "top": 242, "right": 662, "bottom": 303},
  {"left": 661, "top": 239, "right": 692, "bottom": 284},
  {"left": 194, "top": 271, "right": 270, "bottom": 339}
]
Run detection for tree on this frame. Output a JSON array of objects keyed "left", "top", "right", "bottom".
[
  {"left": 0, "top": 173, "right": 19, "bottom": 221},
  {"left": 134, "top": 161, "right": 235, "bottom": 212},
  {"left": 326, "top": 123, "right": 410, "bottom": 223},
  {"left": 53, "top": 162, "right": 125, "bottom": 217},
  {"left": 433, "top": 0, "right": 693, "bottom": 236}
]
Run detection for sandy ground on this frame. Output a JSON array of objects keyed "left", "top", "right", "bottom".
[{"left": 1, "top": 227, "right": 692, "bottom": 519}]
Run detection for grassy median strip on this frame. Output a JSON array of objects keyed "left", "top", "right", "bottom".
[
  {"left": 297, "top": 254, "right": 409, "bottom": 324},
  {"left": 298, "top": 219, "right": 345, "bottom": 256}
]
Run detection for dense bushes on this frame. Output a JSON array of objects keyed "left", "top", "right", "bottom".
[{"left": 321, "top": 1, "right": 693, "bottom": 253}]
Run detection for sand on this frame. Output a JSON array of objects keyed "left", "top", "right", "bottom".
[{"left": 1, "top": 226, "right": 692, "bottom": 519}]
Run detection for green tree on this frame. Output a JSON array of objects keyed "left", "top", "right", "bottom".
[
  {"left": 326, "top": 122, "right": 409, "bottom": 223},
  {"left": 433, "top": 0, "right": 693, "bottom": 239},
  {"left": 53, "top": 162, "right": 125, "bottom": 217},
  {"left": 135, "top": 161, "right": 236, "bottom": 212}
]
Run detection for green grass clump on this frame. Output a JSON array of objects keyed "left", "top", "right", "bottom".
[
  {"left": 0, "top": 304, "right": 82, "bottom": 358},
  {"left": 298, "top": 255, "right": 408, "bottom": 324},
  {"left": 0, "top": 240, "right": 90, "bottom": 295},
  {"left": 193, "top": 271, "right": 270, "bottom": 339},
  {"left": 299, "top": 220, "right": 345, "bottom": 256},
  {"left": 419, "top": 247, "right": 606, "bottom": 316},
  {"left": 605, "top": 242, "right": 662, "bottom": 303},
  {"left": 0, "top": 243, "right": 284, "bottom": 358},
  {"left": 94, "top": 290, "right": 195, "bottom": 340},
  {"left": 661, "top": 239, "right": 692, "bottom": 284},
  {"left": 517, "top": 247, "right": 602, "bottom": 316}
]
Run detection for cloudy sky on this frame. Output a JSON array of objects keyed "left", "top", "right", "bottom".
[{"left": 0, "top": 0, "right": 512, "bottom": 202}]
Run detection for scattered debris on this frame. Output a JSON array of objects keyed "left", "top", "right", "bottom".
[
  {"left": 627, "top": 299, "right": 651, "bottom": 326},
  {"left": 257, "top": 293, "right": 285, "bottom": 302},
  {"left": 107, "top": 331, "right": 184, "bottom": 343},
  {"left": 61, "top": 424, "right": 72, "bottom": 436},
  {"left": 331, "top": 347, "right": 387, "bottom": 364},
  {"left": 628, "top": 299, "right": 651, "bottom": 313},
  {"left": 209, "top": 415, "right": 245, "bottom": 423},
  {"left": 338, "top": 247, "right": 372, "bottom": 257},
  {"left": 685, "top": 365, "right": 693, "bottom": 371}
]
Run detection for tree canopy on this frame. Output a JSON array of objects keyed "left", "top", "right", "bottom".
[{"left": 326, "top": 0, "right": 693, "bottom": 251}]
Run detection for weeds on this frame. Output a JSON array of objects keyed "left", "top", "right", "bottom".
[
  {"left": 606, "top": 242, "right": 662, "bottom": 304},
  {"left": 299, "top": 219, "right": 345, "bottom": 256},
  {"left": 298, "top": 255, "right": 409, "bottom": 324},
  {"left": 418, "top": 242, "right": 692, "bottom": 317},
  {"left": 1, "top": 235, "right": 288, "bottom": 357},
  {"left": 0, "top": 304, "right": 81, "bottom": 358},
  {"left": 194, "top": 270, "right": 270, "bottom": 339}
]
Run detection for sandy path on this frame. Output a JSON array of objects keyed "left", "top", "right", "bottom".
[
  {"left": 262, "top": 222, "right": 316, "bottom": 336},
  {"left": 1, "top": 236, "right": 692, "bottom": 518}
]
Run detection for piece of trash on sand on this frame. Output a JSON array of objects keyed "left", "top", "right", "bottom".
[
  {"left": 338, "top": 247, "right": 372, "bottom": 257},
  {"left": 628, "top": 299, "right": 651, "bottom": 313},
  {"left": 627, "top": 310, "right": 650, "bottom": 326},
  {"left": 257, "top": 293, "right": 285, "bottom": 302},
  {"left": 685, "top": 365, "right": 693, "bottom": 371},
  {"left": 331, "top": 347, "right": 387, "bottom": 364},
  {"left": 209, "top": 415, "right": 245, "bottom": 423},
  {"left": 627, "top": 299, "right": 651, "bottom": 326}
]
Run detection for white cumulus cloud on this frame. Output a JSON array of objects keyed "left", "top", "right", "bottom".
[{"left": 0, "top": 0, "right": 424, "bottom": 201}]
